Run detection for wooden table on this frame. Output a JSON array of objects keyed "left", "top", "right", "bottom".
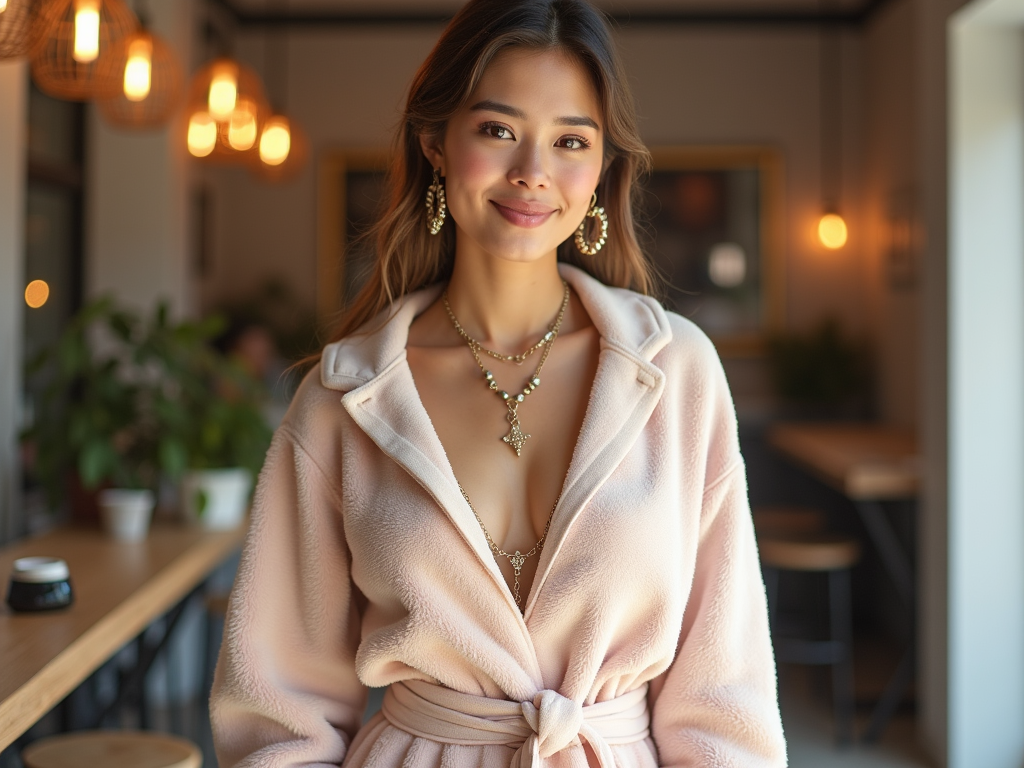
[
  {"left": 0, "top": 523, "right": 245, "bottom": 751},
  {"left": 766, "top": 422, "right": 919, "bottom": 743}
]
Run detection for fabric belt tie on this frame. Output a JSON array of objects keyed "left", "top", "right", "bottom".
[{"left": 380, "top": 679, "right": 650, "bottom": 768}]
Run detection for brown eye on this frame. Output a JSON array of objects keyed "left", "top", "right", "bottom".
[
  {"left": 557, "top": 136, "right": 590, "bottom": 150},
  {"left": 482, "top": 123, "right": 513, "bottom": 140}
]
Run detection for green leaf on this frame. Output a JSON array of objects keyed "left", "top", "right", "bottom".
[
  {"left": 79, "top": 439, "right": 114, "bottom": 488},
  {"left": 159, "top": 438, "right": 189, "bottom": 479}
]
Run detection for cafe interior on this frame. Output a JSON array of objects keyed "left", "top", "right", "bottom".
[{"left": 1, "top": 0, "right": 1023, "bottom": 766}]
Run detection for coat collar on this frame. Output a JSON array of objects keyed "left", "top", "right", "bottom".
[
  {"left": 321, "top": 263, "right": 671, "bottom": 390},
  {"left": 322, "top": 264, "right": 673, "bottom": 663}
]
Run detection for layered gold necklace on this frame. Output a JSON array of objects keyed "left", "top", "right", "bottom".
[{"left": 442, "top": 280, "right": 570, "bottom": 457}]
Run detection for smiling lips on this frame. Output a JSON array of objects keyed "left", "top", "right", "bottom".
[{"left": 490, "top": 198, "right": 558, "bottom": 228}]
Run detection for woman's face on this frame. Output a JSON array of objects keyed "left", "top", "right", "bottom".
[{"left": 422, "top": 46, "right": 605, "bottom": 265}]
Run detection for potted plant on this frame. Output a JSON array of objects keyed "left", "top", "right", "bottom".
[
  {"left": 132, "top": 307, "right": 272, "bottom": 530},
  {"left": 23, "top": 299, "right": 273, "bottom": 536},
  {"left": 23, "top": 300, "right": 168, "bottom": 539}
]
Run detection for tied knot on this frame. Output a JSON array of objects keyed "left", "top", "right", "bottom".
[{"left": 519, "top": 690, "right": 583, "bottom": 759}]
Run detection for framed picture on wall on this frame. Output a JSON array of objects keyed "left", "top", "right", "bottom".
[
  {"left": 317, "top": 146, "right": 784, "bottom": 355},
  {"left": 317, "top": 148, "right": 389, "bottom": 327},
  {"left": 642, "top": 146, "right": 785, "bottom": 356}
]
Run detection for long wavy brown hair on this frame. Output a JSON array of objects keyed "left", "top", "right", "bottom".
[{"left": 324, "top": 0, "right": 654, "bottom": 345}]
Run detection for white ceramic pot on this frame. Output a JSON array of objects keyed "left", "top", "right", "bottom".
[
  {"left": 181, "top": 468, "right": 253, "bottom": 530},
  {"left": 98, "top": 489, "right": 155, "bottom": 541}
]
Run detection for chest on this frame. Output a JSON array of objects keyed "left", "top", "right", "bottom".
[{"left": 406, "top": 329, "right": 600, "bottom": 598}]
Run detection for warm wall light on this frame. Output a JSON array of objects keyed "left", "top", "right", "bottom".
[
  {"left": 122, "top": 35, "right": 151, "bottom": 100},
  {"left": 818, "top": 213, "right": 849, "bottom": 250},
  {"left": 0, "top": 1, "right": 9, "bottom": 13},
  {"left": 208, "top": 63, "right": 238, "bottom": 120},
  {"left": 187, "top": 111, "right": 216, "bottom": 156},
  {"left": 259, "top": 116, "right": 291, "bottom": 166},
  {"left": 72, "top": 0, "right": 100, "bottom": 62},
  {"left": 25, "top": 280, "right": 50, "bottom": 309}
]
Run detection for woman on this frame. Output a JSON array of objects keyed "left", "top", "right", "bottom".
[{"left": 211, "top": 1, "right": 787, "bottom": 766}]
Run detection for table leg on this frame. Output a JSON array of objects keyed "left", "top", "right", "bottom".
[{"left": 853, "top": 499, "right": 915, "bottom": 743}]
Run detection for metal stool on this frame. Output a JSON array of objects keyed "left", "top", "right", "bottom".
[
  {"left": 22, "top": 730, "right": 201, "bottom": 768},
  {"left": 759, "top": 532, "right": 861, "bottom": 745}
]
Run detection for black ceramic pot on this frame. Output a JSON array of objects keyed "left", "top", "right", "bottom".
[{"left": 6, "top": 557, "right": 73, "bottom": 612}]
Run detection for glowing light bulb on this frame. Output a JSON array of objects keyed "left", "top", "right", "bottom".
[
  {"left": 707, "top": 243, "right": 747, "bottom": 288},
  {"left": 123, "top": 37, "right": 153, "bottom": 102},
  {"left": 73, "top": 0, "right": 101, "bottom": 63},
  {"left": 0, "top": 1, "right": 9, "bottom": 13},
  {"left": 25, "top": 280, "right": 50, "bottom": 309},
  {"left": 187, "top": 112, "right": 217, "bottom": 157},
  {"left": 227, "top": 99, "right": 258, "bottom": 151},
  {"left": 208, "top": 64, "right": 238, "bottom": 120},
  {"left": 818, "top": 213, "right": 849, "bottom": 250},
  {"left": 259, "top": 117, "right": 291, "bottom": 166}
]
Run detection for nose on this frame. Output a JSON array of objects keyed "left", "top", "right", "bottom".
[{"left": 507, "top": 142, "right": 550, "bottom": 189}]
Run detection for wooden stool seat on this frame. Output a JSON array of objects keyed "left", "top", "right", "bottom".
[
  {"left": 759, "top": 533, "right": 861, "bottom": 571},
  {"left": 753, "top": 505, "right": 827, "bottom": 536},
  {"left": 22, "top": 731, "right": 201, "bottom": 768}
]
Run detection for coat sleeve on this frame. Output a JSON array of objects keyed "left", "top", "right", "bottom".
[
  {"left": 211, "top": 424, "right": 368, "bottom": 768},
  {"left": 648, "top": 339, "right": 787, "bottom": 767}
]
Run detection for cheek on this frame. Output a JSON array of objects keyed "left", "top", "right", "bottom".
[
  {"left": 558, "top": 160, "right": 604, "bottom": 213},
  {"left": 445, "top": 144, "right": 505, "bottom": 199}
]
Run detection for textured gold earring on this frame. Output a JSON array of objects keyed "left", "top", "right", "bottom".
[
  {"left": 426, "top": 168, "right": 447, "bottom": 235},
  {"left": 574, "top": 192, "right": 608, "bottom": 255}
]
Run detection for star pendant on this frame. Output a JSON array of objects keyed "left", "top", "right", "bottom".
[{"left": 503, "top": 420, "right": 531, "bottom": 457}]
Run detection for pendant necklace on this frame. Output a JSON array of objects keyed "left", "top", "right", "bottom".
[{"left": 442, "top": 280, "right": 570, "bottom": 457}]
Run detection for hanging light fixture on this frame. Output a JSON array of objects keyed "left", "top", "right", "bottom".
[
  {"left": 816, "top": 0, "right": 847, "bottom": 250},
  {"left": 0, "top": 0, "right": 37, "bottom": 60},
  {"left": 184, "top": 56, "right": 266, "bottom": 163},
  {"left": 252, "top": 17, "right": 308, "bottom": 182},
  {"left": 95, "top": 5, "right": 183, "bottom": 131},
  {"left": 30, "top": 0, "right": 138, "bottom": 101}
]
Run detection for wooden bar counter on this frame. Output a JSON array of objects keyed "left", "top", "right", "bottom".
[{"left": 0, "top": 523, "right": 244, "bottom": 751}]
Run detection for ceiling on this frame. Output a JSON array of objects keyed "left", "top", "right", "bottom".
[{"left": 219, "top": 0, "right": 887, "bottom": 26}]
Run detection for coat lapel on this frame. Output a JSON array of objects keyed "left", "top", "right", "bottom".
[{"left": 522, "top": 265, "right": 672, "bottom": 619}]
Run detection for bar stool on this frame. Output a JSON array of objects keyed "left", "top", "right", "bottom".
[
  {"left": 22, "top": 730, "right": 201, "bottom": 768},
  {"left": 752, "top": 505, "right": 827, "bottom": 536},
  {"left": 759, "top": 531, "right": 861, "bottom": 745}
]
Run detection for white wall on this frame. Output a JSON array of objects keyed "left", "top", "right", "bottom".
[
  {"left": 948, "top": 4, "right": 1024, "bottom": 766},
  {"left": 0, "top": 61, "right": 27, "bottom": 545},
  {"left": 85, "top": 0, "right": 195, "bottom": 316}
]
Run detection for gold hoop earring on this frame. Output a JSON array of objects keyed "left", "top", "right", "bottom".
[
  {"left": 574, "top": 192, "right": 608, "bottom": 255},
  {"left": 426, "top": 168, "right": 447, "bottom": 235}
]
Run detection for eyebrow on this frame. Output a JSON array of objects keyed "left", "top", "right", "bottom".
[{"left": 469, "top": 99, "right": 600, "bottom": 130}]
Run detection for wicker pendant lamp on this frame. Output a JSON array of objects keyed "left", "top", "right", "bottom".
[
  {"left": 0, "top": 0, "right": 38, "bottom": 60},
  {"left": 95, "top": 13, "right": 183, "bottom": 130},
  {"left": 251, "top": 20, "right": 307, "bottom": 182},
  {"left": 184, "top": 56, "right": 267, "bottom": 163},
  {"left": 254, "top": 113, "right": 308, "bottom": 182},
  {"left": 31, "top": 0, "right": 138, "bottom": 101}
]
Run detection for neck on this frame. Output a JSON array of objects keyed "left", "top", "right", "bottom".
[{"left": 445, "top": 246, "right": 565, "bottom": 355}]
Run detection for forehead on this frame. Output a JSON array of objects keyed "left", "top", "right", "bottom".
[{"left": 467, "top": 47, "right": 602, "bottom": 125}]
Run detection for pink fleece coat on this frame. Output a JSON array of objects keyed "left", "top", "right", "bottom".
[{"left": 211, "top": 264, "right": 787, "bottom": 768}]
